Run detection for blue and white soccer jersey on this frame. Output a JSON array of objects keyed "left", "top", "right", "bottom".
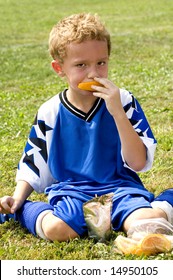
[{"left": 16, "top": 89, "right": 157, "bottom": 235}]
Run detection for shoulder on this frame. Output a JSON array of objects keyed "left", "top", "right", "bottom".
[
  {"left": 37, "top": 93, "right": 61, "bottom": 126},
  {"left": 39, "top": 93, "right": 61, "bottom": 114},
  {"left": 119, "top": 88, "right": 133, "bottom": 106}
]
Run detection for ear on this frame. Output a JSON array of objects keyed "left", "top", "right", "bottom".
[{"left": 51, "top": 60, "right": 65, "bottom": 77}]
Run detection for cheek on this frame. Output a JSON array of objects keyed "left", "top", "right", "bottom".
[
  {"left": 72, "top": 71, "right": 86, "bottom": 83},
  {"left": 101, "top": 66, "right": 109, "bottom": 77},
  {"left": 66, "top": 74, "right": 83, "bottom": 88},
  {"left": 96, "top": 65, "right": 108, "bottom": 78}
]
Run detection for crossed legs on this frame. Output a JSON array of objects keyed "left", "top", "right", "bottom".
[{"left": 39, "top": 206, "right": 167, "bottom": 242}]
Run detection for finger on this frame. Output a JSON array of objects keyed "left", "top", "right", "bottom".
[
  {"left": 94, "top": 76, "right": 108, "bottom": 84},
  {"left": 0, "top": 197, "right": 14, "bottom": 213},
  {"left": 91, "top": 85, "right": 108, "bottom": 94},
  {"left": 1, "top": 201, "right": 12, "bottom": 213},
  {"left": 11, "top": 200, "right": 20, "bottom": 213},
  {"left": 94, "top": 77, "right": 120, "bottom": 93},
  {"left": 92, "top": 91, "right": 107, "bottom": 100},
  {"left": 94, "top": 77, "right": 112, "bottom": 88}
]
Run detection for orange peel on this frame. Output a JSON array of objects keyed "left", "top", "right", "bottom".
[
  {"left": 78, "top": 81, "right": 103, "bottom": 91},
  {"left": 114, "top": 235, "right": 139, "bottom": 255},
  {"left": 114, "top": 233, "right": 172, "bottom": 256},
  {"left": 139, "top": 233, "right": 171, "bottom": 255}
]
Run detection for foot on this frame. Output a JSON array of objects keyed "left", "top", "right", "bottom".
[
  {"left": 127, "top": 217, "right": 173, "bottom": 241},
  {"left": 155, "top": 188, "right": 173, "bottom": 207}
]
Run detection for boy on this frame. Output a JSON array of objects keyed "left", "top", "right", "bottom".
[{"left": 0, "top": 13, "right": 173, "bottom": 253}]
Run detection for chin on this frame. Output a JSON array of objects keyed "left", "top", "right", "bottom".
[{"left": 81, "top": 91, "right": 95, "bottom": 97}]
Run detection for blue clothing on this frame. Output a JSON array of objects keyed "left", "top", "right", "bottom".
[
  {"left": 17, "top": 89, "right": 156, "bottom": 192},
  {"left": 48, "top": 184, "right": 154, "bottom": 235},
  {"left": 16, "top": 88, "right": 157, "bottom": 234}
]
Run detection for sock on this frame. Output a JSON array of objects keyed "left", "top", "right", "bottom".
[
  {"left": 151, "top": 201, "right": 173, "bottom": 224},
  {"left": 35, "top": 210, "right": 53, "bottom": 240},
  {"left": 154, "top": 189, "right": 173, "bottom": 207},
  {"left": 153, "top": 189, "right": 173, "bottom": 225},
  {"left": 0, "top": 213, "right": 14, "bottom": 223},
  {"left": 15, "top": 200, "right": 54, "bottom": 236}
]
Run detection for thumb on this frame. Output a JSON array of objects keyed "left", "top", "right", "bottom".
[{"left": 11, "top": 199, "right": 22, "bottom": 213}]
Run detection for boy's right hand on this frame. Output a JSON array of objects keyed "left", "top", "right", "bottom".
[
  {"left": 0, "top": 196, "right": 22, "bottom": 214},
  {"left": 0, "top": 181, "right": 34, "bottom": 214}
]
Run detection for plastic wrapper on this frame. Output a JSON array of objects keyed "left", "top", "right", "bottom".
[
  {"left": 83, "top": 193, "right": 113, "bottom": 242},
  {"left": 127, "top": 217, "right": 173, "bottom": 241}
]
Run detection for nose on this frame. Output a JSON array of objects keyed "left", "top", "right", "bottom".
[{"left": 87, "top": 65, "right": 99, "bottom": 80}]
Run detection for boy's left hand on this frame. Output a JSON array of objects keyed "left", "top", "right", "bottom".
[{"left": 92, "top": 77, "right": 123, "bottom": 118}]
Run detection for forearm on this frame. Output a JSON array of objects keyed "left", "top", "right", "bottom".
[
  {"left": 92, "top": 78, "right": 148, "bottom": 171},
  {"left": 113, "top": 109, "right": 147, "bottom": 171},
  {"left": 13, "top": 180, "right": 34, "bottom": 205}
]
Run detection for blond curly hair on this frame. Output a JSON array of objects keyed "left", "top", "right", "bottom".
[{"left": 49, "top": 13, "right": 111, "bottom": 63}]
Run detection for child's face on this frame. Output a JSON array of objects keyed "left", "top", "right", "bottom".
[{"left": 61, "top": 40, "right": 109, "bottom": 96}]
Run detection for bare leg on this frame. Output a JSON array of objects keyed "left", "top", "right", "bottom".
[
  {"left": 41, "top": 212, "right": 79, "bottom": 241},
  {"left": 123, "top": 207, "right": 167, "bottom": 233},
  {"left": 115, "top": 207, "right": 173, "bottom": 256}
]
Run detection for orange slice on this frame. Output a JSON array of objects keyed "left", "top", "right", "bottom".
[
  {"left": 78, "top": 81, "right": 103, "bottom": 91},
  {"left": 139, "top": 233, "right": 171, "bottom": 255},
  {"left": 114, "top": 235, "right": 138, "bottom": 255},
  {"left": 114, "top": 234, "right": 171, "bottom": 256}
]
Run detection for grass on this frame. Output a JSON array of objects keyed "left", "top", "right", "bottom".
[{"left": 0, "top": 0, "right": 173, "bottom": 260}]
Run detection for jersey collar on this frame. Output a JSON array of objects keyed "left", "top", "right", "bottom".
[{"left": 59, "top": 90, "right": 104, "bottom": 122}]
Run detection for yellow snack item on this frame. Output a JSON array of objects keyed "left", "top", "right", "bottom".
[
  {"left": 114, "top": 233, "right": 172, "bottom": 256},
  {"left": 78, "top": 81, "right": 103, "bottom": 91},
  {"left": 139, "top": 233, "right": 171, "bottom": 255},
  {"left": 114, "top": 235, "right": 139, "bottom": 255}
]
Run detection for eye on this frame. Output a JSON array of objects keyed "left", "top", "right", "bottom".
[
  {"left": 76, "top": 63, "right": 86, "bottom": 68},
  {"left": 97, "top": 61, "right": 106, "bottom": 66}
]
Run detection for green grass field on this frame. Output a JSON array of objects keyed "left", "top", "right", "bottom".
[{"left": 0, "top": 0, "right": 173, "bottom": 260}]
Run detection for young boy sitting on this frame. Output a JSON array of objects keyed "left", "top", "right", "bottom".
[{"left": 0, "top": 13, "right": 173, "bottom": 254}]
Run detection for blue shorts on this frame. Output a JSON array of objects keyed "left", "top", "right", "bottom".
[{"left": 47, "top": 184, "right": 154, "bottom": 236}]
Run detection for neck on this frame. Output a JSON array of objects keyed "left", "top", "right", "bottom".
[{"left": 66, "top": 89, "right": 98, "bottom": 113}]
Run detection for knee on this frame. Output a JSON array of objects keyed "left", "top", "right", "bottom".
[
  {"left": 43, "top": 218, "right": 67, "bottom": 241},
  {"left": 123, "top": 207, "right": 167, "bottom": 233},
  {"left": 42, "top": 213, "right": 79, "bottom": 242}
]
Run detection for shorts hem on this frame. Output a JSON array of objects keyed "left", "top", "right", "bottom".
[{"left": 112, "top": 205, "right": 152, "bottom": 231}]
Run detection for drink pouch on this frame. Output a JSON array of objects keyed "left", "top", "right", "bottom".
[{"left": 83, "top": 193, "right": 113, "bottom": 242}]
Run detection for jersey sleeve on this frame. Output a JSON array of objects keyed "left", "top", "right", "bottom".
[
  {"left": 16, "top": 94, "right": 60, "bottom": 193},
  {"left": 120, "top": 89, "right": 157, "bottom": 172}
]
